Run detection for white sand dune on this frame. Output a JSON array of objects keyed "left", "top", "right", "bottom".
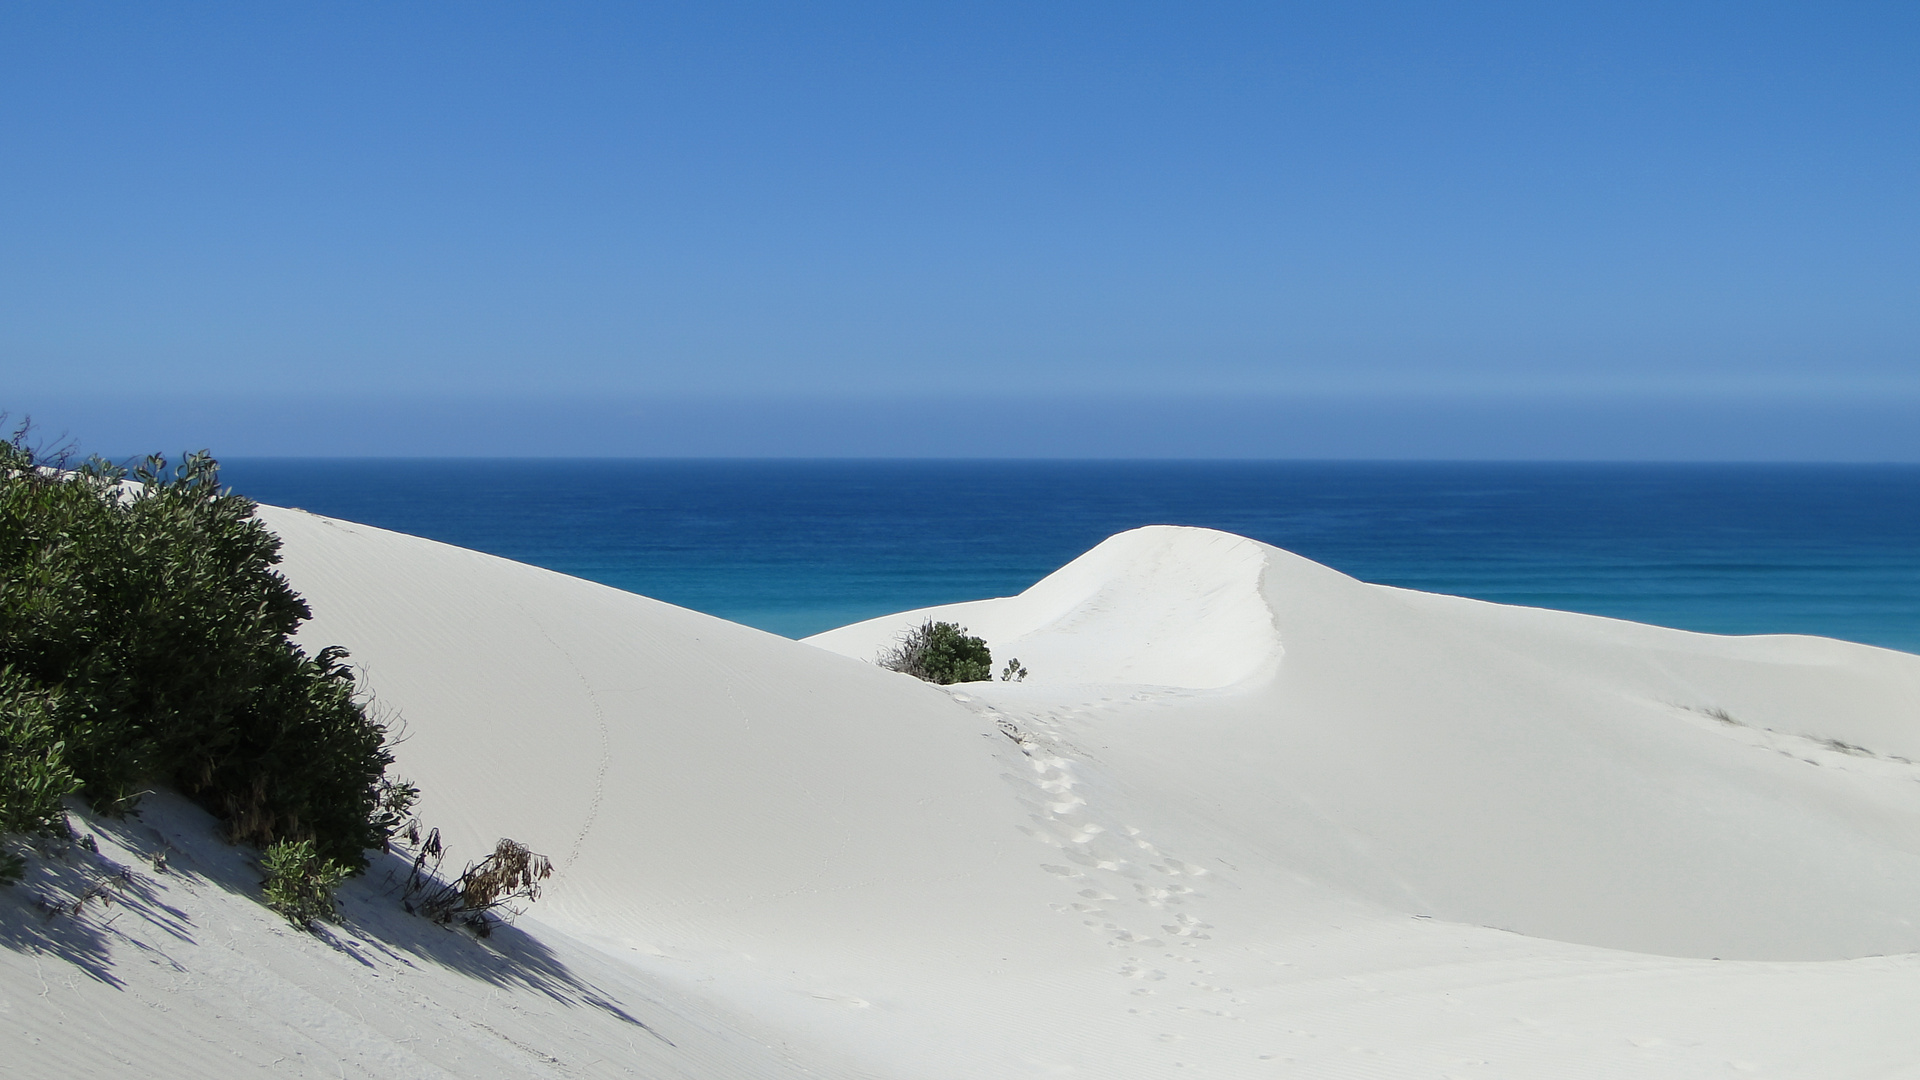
[
  {"left": 8, "top": 514, "right": 1920, "bottom": 1078},
  {"left": 811, "top": 526, "right": 1920, "bottom": 961},
  {"left": 812, "top": 526, "right": 1281, "bottom": 689}
]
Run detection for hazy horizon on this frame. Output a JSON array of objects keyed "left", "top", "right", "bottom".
[{"left": 14, "top": 391, "right": 1920, "bottom": 462}]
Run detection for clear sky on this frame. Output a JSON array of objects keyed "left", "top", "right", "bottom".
[{"left": 4, "top": 2, "right": 1917, "bottom": 458}]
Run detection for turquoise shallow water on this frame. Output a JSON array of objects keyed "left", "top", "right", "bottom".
[{"left": 219, "top": 460, "right": 1920, "bottom": 653}]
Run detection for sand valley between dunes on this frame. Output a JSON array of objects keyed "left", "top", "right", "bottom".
[{"left": 7, "top": 513, "right": 1920, "bottom": 1078}]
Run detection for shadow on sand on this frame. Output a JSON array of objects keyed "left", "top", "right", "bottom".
[{"left": 0, "top": 792, "right": 667, "bottom": 1042}]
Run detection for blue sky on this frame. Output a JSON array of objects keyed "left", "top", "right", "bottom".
[{"left": 4, "top": 2, "right": 1917, "bottom": 457}]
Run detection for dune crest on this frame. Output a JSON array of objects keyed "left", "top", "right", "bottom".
[{"left": 807, "top": 525, "right": 1286, "bottom": 688}]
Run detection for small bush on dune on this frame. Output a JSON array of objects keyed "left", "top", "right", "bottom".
[
  {"left": 403, "top": 828, "right": 553, "bottom": 937},
  {"left": 261, "top": 837, "right": 350, "bottom": 928},
  {"left": 880, "top": 620, "right": 993, "bottom": 685}
]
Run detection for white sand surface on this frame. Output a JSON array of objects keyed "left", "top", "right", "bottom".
[{"left": 7, "top": 514, "right": 1920, "bottom": 1078}]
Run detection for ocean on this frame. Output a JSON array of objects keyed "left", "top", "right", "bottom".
[{"left": 218, "top": 460, "right": 1920, "bottom": 654}]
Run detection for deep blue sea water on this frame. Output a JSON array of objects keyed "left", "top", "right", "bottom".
[{"left": 218, "top": 460, "right": 1920, "bottom": 654}]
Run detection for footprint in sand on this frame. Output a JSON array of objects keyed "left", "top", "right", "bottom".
[
  {"left": 1162, "top": 912, "right": 1213, "bottom": 939},
  {"left": 996, "top": 703, "right": 1228, "bottom": 970}
]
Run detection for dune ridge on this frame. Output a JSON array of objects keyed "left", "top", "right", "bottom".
[{"left": 808, "top": 525, "right": 1285, "bottom": 689}]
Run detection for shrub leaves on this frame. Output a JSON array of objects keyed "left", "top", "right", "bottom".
[{"left": 0, "top": 432, "right": 400, "bottom": 870}]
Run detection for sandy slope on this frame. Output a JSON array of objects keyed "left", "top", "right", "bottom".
[
  {"left": 1, "top": 793, "right": 829, "bottom": 1079},
  {"left": 8, "top": 514, "right": 1920, "bottom": 1078},
  {"left": 811, "top": 526, "right": 1920, "bottom": 961}
]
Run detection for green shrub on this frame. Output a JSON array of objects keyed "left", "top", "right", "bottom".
[
  {"left": 261, "top": 837, "right": 350, "bottom": 928},
  {"left": 880, "top": 620, "right": 993, "bottom": 684},
  {"left": 0, "top": 427, "right": 402, "bottom": 873},
  {"left": 0, "top": 670, "right": 80, "bottom": 839}
]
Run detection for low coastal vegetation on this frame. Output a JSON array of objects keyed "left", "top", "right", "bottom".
[
  {"left": 399, "top": 828, "right": 554, "bottom": 936},
  {"left": 260, "top": 837, "right": 352, "bottom": 928},
  {"left": 0, "top": 425, "right": 545, "bottom": 930},
  {"left": 879, "top": 619, "right": 995, "bottom": 684},
  {"left": 0, "top": 430, "right": 402, "bottom": 867}
]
